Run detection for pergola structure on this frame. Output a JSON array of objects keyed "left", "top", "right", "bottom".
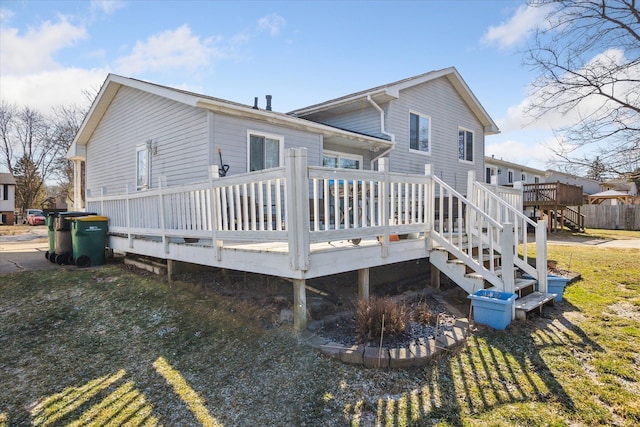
[{"left": 588, "top": 190, "right": 634, "bottom": 205}]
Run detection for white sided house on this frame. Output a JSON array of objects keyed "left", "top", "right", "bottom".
[{"left": 68, "top": 68, "right": 552, "bottom": 331}]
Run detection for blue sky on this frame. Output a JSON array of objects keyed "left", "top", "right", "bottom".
[{"left": 1, "top": 0, "right": 567, "bottom": 170}]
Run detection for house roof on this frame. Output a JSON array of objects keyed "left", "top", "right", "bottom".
[
  {"left": 289, "top": 67, "right": 500, "bottom": 135},
  {"left": 484, "top": 156, "right": 546, "bottom": 175},
  {"left": 0, "top": 173, "right": 16, "bottom": 185},
  {"left": 67, "top": 74, "right": 394, "bottom": 160}
]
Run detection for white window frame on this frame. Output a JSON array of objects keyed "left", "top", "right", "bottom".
[
  {"left": 322, "top": 150, "right": 363, "bottom": 170},
  {"left": 136, "top": 144, "right": 150, "bottom": 191},
  {"left": 508, "top": 169, "right": 514, "bottom": 184},
  {"left": 458, "top": 127, "right": 474, "bottom": 163},
  {"left": 247, "top": 130, "right": 284, "bottom": 172},
  {"left": 409, "top": 111, "right": 431, "bottom": 155}
]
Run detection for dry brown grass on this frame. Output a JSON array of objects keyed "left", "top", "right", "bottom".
[{"left": 354, "top": 296, "right": 410, "bottom": 342}]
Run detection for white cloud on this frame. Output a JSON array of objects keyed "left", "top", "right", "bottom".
[
  {"left": 90, "top": 0, "right": 126, "bottom": 16},
  {"left": 482, "top": 4, "right": 549, "bottom": 49},
  {"left": 0, "top": 16, "right": 87, "bottom": 75},
  {"left": 0, "top": 8, "right": 15, "bottom": 22},
  {"left": 499, "top": 47, "right": 640, "bottom": 133},
  {"left": 114, "top": 25, "right": 219, "bottom": 75},
  {"left": 486, "top": 136, "right": 556, "bottom": 170},
  {"left": 257, "top": 13, "right": 286, "bottom": 36},
  {"left": 0, "top": 68, "right": 107, "bottom": 112}
]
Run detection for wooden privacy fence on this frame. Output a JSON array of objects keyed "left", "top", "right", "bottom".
[{"left": 582, "top": 204, "right": 640, "bottom": 230}]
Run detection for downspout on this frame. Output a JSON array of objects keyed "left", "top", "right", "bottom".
[{"left": 367, "top": 95, "right": 395, "bottom": 169}]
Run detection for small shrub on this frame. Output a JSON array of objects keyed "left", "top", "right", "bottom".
[
  {"left": 354, "top": 296, "right": 409, "bottom": 342},
  {"left": 413, "top": 302, "right": 437, "bottom": 325}
]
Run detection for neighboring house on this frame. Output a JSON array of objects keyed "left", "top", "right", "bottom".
[
  {"left": 600, "top": 176, "right": 638, "bottom": 198},
  {"left": 67, "top": 68, "right": 551, "bottom": 331},
  {"left": 483, "top": 156, "right": 546, "bottom": 186},
  {"left": 0, "top": 173, "right": 17, "bottom": 225},
  {"left": 545, "top": 170, "right": 602, "bottom": 196}
]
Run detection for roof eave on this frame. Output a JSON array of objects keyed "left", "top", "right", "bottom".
[{"left": 196, "top": 98, "right": 395, "bottom": 148}]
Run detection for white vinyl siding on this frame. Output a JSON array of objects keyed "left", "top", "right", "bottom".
[
  {"left": 409, "top": 111, "right": 430, "bottom": 154},
  {"left": 86, "top": 86, "right": 209, "bottom": 196},
  {"left": 458, "top": 128, "right": 473, "bottom": 162},
  {"left": 385, "top": 78, "right": 485, "bottom": 194}
]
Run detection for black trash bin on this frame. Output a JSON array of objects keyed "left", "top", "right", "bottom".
[{"left": 53, "top": 212, "right": 96, "bottom": 265}]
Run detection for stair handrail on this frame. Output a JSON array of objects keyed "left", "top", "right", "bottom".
[
  {"left": 472, "top": 180, "right": 548, "bottom": 292},
  {"left": 430, "top": 174, "right": 513, "bottom": 292},
  {"left": 564, "top": 205, "right": 585, "bottom": 231}
]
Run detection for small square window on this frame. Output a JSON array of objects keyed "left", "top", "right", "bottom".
[
  {"left": 409, "top": 112, "right": 430, "bottom": 153},
  {"left": 136, "top": 144, "right": 150, "bottom": 190},
  {"left": 248, "top": 132, "right": 283, "bottom": 171},
  {"left": 458, "top": 129, "right": 473, "bottom": 162}
]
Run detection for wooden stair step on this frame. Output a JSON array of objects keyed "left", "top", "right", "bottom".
[
  {"left": 465, "top": 266, "right": 519, "bottom": 281},
  {"left": 514, "top": 278, "right": 536, "bottom": 293},
  {"left": 514, "top": 291, "right": 557, "bottom": 320}
]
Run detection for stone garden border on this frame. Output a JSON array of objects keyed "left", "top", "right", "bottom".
[{"left": 301, "top": 292, "right": 470, "bottom": 368}]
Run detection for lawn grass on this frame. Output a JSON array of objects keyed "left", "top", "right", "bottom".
[{"left": 1, "top": 243, "right": 639, "bottom": 426}]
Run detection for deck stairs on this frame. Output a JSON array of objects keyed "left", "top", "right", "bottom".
[
  {"left": 547, "top": 207, "right": 585, "bottom": 233},
  {"left": 429, "top": 174, "right": 557, "bottom": 322}
]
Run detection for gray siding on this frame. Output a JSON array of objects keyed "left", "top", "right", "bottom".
[
  {"left": 385, "top": 78, "right": 484, "bottom": 194},
  {"left": 312, "top": 106, "right": 385, "bottom": 140},
  {"left": 86, "top": 86, "right": 326, "bottom": 197},
  {"left": 211, "top": 113, "right": 323, "bottom": 174},
  {"left": 86, "top": 86, "right": 209, "bottom": 196}
]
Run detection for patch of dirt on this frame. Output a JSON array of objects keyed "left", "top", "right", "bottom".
[
  {"left": 169, "top": 266, "right": 458, "bottom": 348},
  {"left": 606, "top": 301, "right": 640, "bottom": 321}
]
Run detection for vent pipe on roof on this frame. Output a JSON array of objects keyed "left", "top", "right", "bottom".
[
  {"left": 266, "top": 95, "right": 272, "bottom": 111},
  {"left": 253, "top": 97, "right": 259, "bottom": 109}
]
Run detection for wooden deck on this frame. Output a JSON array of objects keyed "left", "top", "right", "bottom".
[
  {"left": 522, "top": 182, "right": 583, "bottom": 208},
  {"left": 87, "top": 148, "right": 549, "bottom": 331}
]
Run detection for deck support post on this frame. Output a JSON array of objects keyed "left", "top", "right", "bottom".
[
  {"left": 358, "top": 268, "right": 370, "bottom": 301},
  {"left": 430, "top": 264, "right": 441, "bottom": 291},
  {"left": 293, "top": 278, "right": 307, "bottom": 332}
]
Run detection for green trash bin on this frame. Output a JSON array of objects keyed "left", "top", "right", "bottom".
[
  {"left": 45, "top": 213, "right": 56, "bottom": 261},
  {"left": 71, "top": 216, "right": 109, "bottom": 268}
]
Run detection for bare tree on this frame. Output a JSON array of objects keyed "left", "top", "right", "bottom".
[
  {"left": 50, "top": 105, "right": 86, "bottom": 207},
  {"left": 0, "top": 102, "right": 61, "bottom": 211},
  {"left": 524, "top": 0, "right": 640, "bottom": 177}
]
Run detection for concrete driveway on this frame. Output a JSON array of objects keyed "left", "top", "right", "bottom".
[{"left": 0, "top": 227, "right": 66, "bottom": 274}]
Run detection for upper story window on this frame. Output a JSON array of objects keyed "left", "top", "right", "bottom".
[
  {"left": 508, "top": 170, "right": 514, "bottom": 184},
  {"left": 534, "top": 176, "right": 540, "bottom": 183},
  {"left": 136, "top": 144, "right": 150, "bottom": 190},
  {"left": 322, "top": 150, "right": 362, "bottom": 169},
  {"left": 458, "top": 128, "right": 473, "bottom": 162},
  {"left": 409, "top": 112, "right": 430, "bottom": 154},
  {"left": 521, "top": 173, "right": 526, "bottom": 181},
  {"left": 248, "top": 131, "right": 283, "bottom": 172}
]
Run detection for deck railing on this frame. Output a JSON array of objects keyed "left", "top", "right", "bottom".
[
  {"left": 86, "top": 148, "right": 547, "bottom": 294},
  {"left": 523, "top": 182, "right": 583, "bottom": 207},
  {"left": 471, "top": 177, "right": 548, "bottom": 292}
]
